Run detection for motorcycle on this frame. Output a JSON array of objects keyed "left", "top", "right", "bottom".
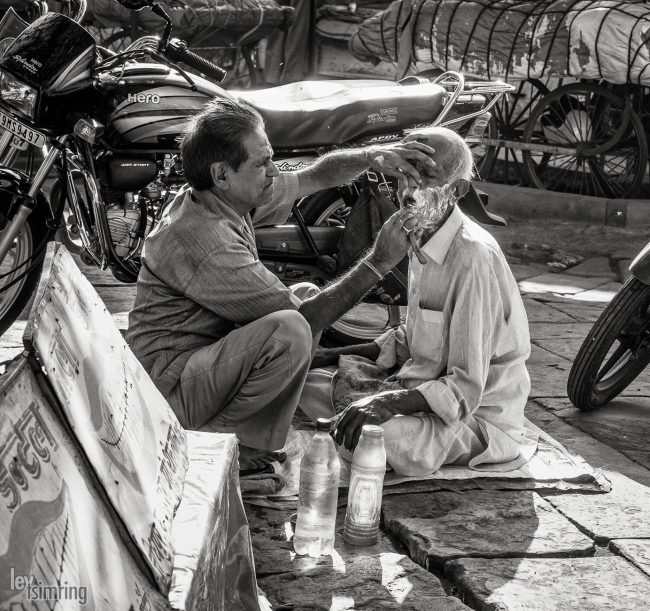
[
  {"left": 568, "top": 244, "right": 650, "bottom": 410},
  {"left": 0, "top": 0, "right": 513, "bottom": 340}
]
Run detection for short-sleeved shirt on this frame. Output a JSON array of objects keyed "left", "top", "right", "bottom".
[{"left": 126, "top": 172, "right": 300, "bottom": 396}]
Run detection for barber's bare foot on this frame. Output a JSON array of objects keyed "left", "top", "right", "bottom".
[{"left": 239, "top": 445, "right": 287, "bottom": 473}]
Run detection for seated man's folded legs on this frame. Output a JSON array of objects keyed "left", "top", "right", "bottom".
[{"left": 169, "top": 308, "right": 313, "bottom": 451}]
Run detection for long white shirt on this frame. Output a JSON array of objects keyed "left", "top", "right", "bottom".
[{"left": 374, "top": 205, "right": 531, "bottom": 467}]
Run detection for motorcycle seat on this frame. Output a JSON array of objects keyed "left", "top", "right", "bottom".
[{"left": 236, "top": 80, "right": 446, "bottom": 149}]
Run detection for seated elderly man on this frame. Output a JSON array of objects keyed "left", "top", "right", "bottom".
[{"left": 302, "top": 126, "right": 531, "bottom": 476}]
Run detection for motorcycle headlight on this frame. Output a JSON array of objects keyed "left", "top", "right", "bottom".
[{"left": 0, "top": 69, "right": 37, "bottom": 120}]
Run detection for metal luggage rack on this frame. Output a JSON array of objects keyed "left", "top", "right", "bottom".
[{"left": 420, "top": 71, "right": 515, "bottom": 128}]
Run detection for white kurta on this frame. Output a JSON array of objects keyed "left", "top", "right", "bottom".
[{"left": 300, "top": 205, "right": 531, "bottom": 476}]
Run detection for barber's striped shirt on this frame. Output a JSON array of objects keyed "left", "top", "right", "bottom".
[{"left": 126, "top": 173, "right": 300, "bottom": 396}]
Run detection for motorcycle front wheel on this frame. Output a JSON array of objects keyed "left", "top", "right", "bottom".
[
  {"left": 298, "top": 190, "right": 404, "bottom": 345},
  {"left": 567, "top": 277, "right": 650, "bottom": 411},
  {"left": 0, "top": 203, "right": 48, "bottom": 336}
]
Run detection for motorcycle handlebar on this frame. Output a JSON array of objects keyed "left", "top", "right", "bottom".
[{"left": 165, "top": 43, "right": 227, "bottom": 83}]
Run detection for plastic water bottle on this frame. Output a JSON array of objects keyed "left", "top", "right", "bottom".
[
  {"left": 343, "top": 424, "right": 386, "bottom": 546},
  {"left": 293, "top": 418, "right": 341, "bottom": 557}
]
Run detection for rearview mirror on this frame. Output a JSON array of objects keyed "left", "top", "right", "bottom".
[{"left": 115, "top": 0, "right": 152, "bottom": 10}]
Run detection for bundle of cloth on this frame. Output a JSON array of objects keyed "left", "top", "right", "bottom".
[
  {"left": 349, "top": 0, "right": 650, "bottom": 85},
  {"left": 86, "top": 0, "right": 293, "bottom": 46}
]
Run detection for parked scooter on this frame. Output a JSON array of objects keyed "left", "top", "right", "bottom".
[
  {"left": 568, "top": 243, "right": 650, "bottom": 410},
  {"left": 0, "top": 0, "right": 512, "bottom": 339}
]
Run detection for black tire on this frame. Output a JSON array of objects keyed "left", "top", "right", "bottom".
[
  {"left": 567, "top": 277, "right": 650, "bottom": 411},
  {"left": 0, "top": 205, "right": 48, "bottom": 337}
]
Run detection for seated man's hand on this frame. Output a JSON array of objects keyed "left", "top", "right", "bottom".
[
  {"left": 311, "top": 347, "right": 339, "bottom": 369},
  {"left": 333, "top": 391, "right": 397, "bottom": 451}
]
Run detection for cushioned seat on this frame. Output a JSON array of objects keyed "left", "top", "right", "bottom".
[{"left": 237, "top": 79, "right": 446, "bottom": 148}]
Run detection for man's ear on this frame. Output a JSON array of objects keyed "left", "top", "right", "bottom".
[
  {"left": 452, "top": 178, "right": 470, "bottom": 199},
  {"left": 210, "top": 161, "right": 229, "bottom": 189}
]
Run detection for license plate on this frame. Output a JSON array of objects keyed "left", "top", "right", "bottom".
[{"left": 0, "top": 110, "right": 46, "bottom": 148}]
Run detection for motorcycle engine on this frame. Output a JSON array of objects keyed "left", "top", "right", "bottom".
[
  {"left": 106, "top": 200, "right": 154, "bottom": 259},
  {"left": 98, "top": 153, "right": 184, "bottom": 260}
]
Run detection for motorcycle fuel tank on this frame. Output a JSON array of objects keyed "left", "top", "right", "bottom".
[{"left": 106, "top": 65, "right": 233, "bottom": 147}]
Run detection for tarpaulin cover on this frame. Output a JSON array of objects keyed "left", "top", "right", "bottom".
[
  {"left": 87, "top": 0, "right": 292, "bottom": 45},
  {"left": 350, "top": 0, "right": 650, "bottom": 85}
]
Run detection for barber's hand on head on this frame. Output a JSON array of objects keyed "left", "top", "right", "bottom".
[
  {"left": 333, "top": 392, "right": 396, "bottom": 451},
  {"left": 368, "top": 208, "right": 422, "bottom": 272},
  {"left": 367, "top": 141, "right": 436, "bottom": 185}
]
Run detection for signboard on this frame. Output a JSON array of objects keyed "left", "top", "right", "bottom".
[
  {"left": 0, "top": 358, "right": 171, "bottom": 610},
  {"left": 24, "top": 245, "right": 188, "bottom": 593}
]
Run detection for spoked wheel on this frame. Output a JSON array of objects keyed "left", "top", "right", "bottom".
[
  {"left": 523, "top": 83, "right": 648, "bottom": 198},
  {"left": 568, "top": 277, "right": 650, "bottom": 411},
  {"left": 0, "top": 210, "right": 47, "bottom": 336},
  {"left": 297, "top": 189, "right": 403, "bottom": 345},
  {"left": 487, "top": 78, "right": 552, "bottom": 184}
]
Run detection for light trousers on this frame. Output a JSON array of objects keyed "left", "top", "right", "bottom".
[{"left": 299, "top": 367, "right": 485, "bottom": 476}]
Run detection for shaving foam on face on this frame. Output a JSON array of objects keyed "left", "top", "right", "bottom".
[{"left": 409, "top": 184, "right": 458, "bottom": 229}]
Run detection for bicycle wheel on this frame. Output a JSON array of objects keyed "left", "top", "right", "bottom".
[
  {"left": 523, "top": 83, "right": 648, "bottom": 198},
  {"left": 488, "top": 78, "right": 551, "bottom": 184},
  {"left": 567, "top": 277, "right": 650, "bottom": 411}
]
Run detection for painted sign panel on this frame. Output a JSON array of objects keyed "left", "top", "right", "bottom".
[
  {"left": 0, "top": 358, "right": 171, "bottom": 610},
  {"left": 25, "top": 245, "right": 188, "bottom": 593}
]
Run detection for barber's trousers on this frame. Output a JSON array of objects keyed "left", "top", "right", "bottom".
[{"left": 168, "top": 283, "right": 318, "bottom": 450}]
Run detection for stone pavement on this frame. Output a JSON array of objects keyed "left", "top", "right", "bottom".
[{"left": 2, "top": 246, "right": 650, "bottom": 610}]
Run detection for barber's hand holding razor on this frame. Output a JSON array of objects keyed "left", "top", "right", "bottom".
[{"left": 367, "top": 208, "right": 422, "bottom": 273}]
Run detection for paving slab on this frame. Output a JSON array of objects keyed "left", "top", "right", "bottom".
[
  {"left": 249, "top": 508, "right": 468, "bottom": 610},
  {"left": 527, "top": 344, "right": 572, "bottom": 398},
  {"left": 563, "top": 257, "right": 617, "bottom": 279},
  {"left": 508, "top": 262, "right": 548, "bottom": 282},
  {"left": 257, "top": 555, "right": 469, "bottom": 610},
  {"left": 381, "top": 491, "right": 594, "bottom": 571},
  {"left": 533, "top": 337, "right": 582, "bottom": 362},
  {"left": 248, "top": 507, "right": 470, "bottom": 610},
  {"left": 445, "top": 556, "right": 650, "bottom": 611},
  {"left": 518, "top": 274, "right": 612, "bottom": 296},
  {"left": 546, "top": 472, "right": 650, "bottom": 543},
  {"left": 0, "top": 321, "right": 25, "bottom": 362},
  {"left": 526, "top": 400, "right": 650, "bottom": 488},
  {"left": 534, "top": 398, "right": 650, "bottom": 471},
  {"left": 249, "top": 507, "right": 408, "bottom": 578},
  {"left": 528, "top": 321, "right": 594, "bottom": 340},
  {"left": 565, "top": 281, "right": 622, "bottom": 303},
  {"left": 521, "top": 297, "right": 576, "bottom": 323},
  {"left": 610, "top": 539, "right": 650, "bottom": 577},
  {"left": 534, "top": 299, "right": 605, "bottom": 323}
]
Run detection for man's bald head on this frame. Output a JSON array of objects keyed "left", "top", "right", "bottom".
[{"left": 406, "top": 127, "right": 474, "bottom": 185}]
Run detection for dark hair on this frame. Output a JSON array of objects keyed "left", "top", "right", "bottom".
[{"left": 178, "top": 98, "right": 264, "bottom": 190}]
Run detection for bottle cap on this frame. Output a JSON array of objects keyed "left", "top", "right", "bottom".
[
  {"left": 316, "top": 418, "right": 332, "bottom": 432},
  {"left": 361, "top": 424, "right": 384, "bottom": 437}
]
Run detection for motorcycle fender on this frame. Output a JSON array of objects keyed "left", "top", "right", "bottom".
[
  {"left": 0, "top": 167, "right": 50, "bottom": 229},
  {"left": 629, "top": 241, "right": 650, "bottom": 285}
]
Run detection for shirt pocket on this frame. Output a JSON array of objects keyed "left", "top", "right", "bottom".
[{"left": 410, "top": 306, "right": 446, "bottom": 358}]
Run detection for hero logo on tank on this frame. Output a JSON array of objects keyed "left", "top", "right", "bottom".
[{"left": 127, "top": 92, "right": 161, "bottom": 104}]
